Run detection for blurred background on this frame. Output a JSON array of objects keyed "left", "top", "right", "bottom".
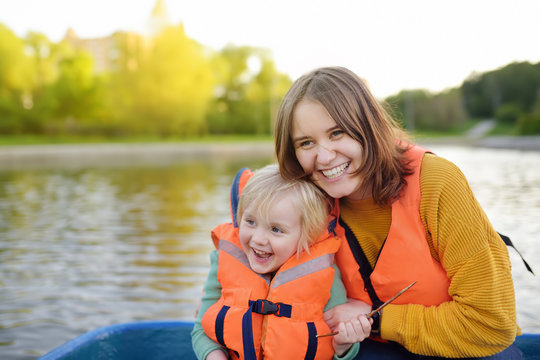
[
  {"left": 0, "top": 1, "right": 539, "bottom": 359},
  {"left": 0, "top": 0, "right": 539, "bottom": 139}
]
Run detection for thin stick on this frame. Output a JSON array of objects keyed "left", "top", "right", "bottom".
[
  {"left": 316, "top": 331, "right": 339, "bottom": 338},
  {"left": 316, "top": 281, "right": 417, "bottom": 338},
  {"left": 366, "top": 281, "right": 417, "bottom": 319}
]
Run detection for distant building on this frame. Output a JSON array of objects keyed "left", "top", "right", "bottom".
[{"left": 63, "top": 0, "right": 172, "bottom": 73}]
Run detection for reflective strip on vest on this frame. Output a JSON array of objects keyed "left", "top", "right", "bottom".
[
  {"left": 219, "top": 239, "right": 271, "bottom": 285},
  {"left": 220, "top": 238, "right": 335, "bottom": 290},
  {"left": 272, "top": 253, "right": 335, "bottom": 288}
]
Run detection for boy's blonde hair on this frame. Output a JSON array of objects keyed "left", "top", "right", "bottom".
[{"left": 237, "top": 164, "right": 330, "bottom": 254}]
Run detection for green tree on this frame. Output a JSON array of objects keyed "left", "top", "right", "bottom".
[
  {"left": 206, "top": 45, "right": 291, "bottom": 134},
  {"left": 462, "top": 62, "right": 540, "bottom": 120},
  {"left": 0, "top": 24, "right": 33, "bottom": 133},
  {"left": 127, "top": 24, "right": 214, "bottom": 136},
  {"left": 45, "top": 40, "right": 102, "bottom": 134},
  {"left": 385, "top": 88, "right": 466, "bottom": 132}
]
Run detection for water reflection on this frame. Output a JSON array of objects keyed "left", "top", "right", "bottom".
[
  {"left": 0, "top": 145, "right": 538, "bottom": 359},
  {"left": 0, "top": 155, "right": 272, "bottom": 359}
]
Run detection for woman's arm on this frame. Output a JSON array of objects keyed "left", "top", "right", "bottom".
[
  {"left": 191, "top": 250, "right": 228, "bottom": 360},
  {"left": 379, "top": 155, "right": 519, "bottom": 357}
]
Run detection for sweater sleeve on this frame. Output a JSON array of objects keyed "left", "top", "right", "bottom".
[
  {"left": 325, "top": 264, "right": 348, "bottom": 311},
  {"left": 328, "top": 264, "right": 360, "bottom": 360},
  {"left": 191, "top": 250, "right": 228, "bottom": 360},
  {"left": 380, "top": 154, "right": 520, "bottom": 357}
]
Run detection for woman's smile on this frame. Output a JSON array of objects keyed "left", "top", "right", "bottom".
[{"left": 320, "top": 162, "right": 350, "bottom": 180}]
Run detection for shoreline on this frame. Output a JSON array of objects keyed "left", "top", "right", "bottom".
[
  {"left": 417, "top": 135, "right": 540, "bottom": 152},
  {"left": 0, "top": 142, "right": 276, "bottom": 169},
  {"left": 0, "top": 136, "right": 538, "bottom": 169}
]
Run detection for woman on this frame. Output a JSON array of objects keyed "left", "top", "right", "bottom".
[{"left": 274, "top": 66, "right": 522, "bottom": 359}]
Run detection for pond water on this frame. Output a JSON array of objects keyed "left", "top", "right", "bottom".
[{"left": 0, "top": 144, "right": 539, "bottom": 359}]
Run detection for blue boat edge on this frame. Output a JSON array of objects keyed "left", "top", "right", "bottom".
[
  {"left": 38, "top": 320, "right": 198, "bottom": 360},
  {"left": 38, "top": 320, "right": 540, "bottom": 360}
]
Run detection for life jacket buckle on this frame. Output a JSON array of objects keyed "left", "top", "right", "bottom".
[{"left": 254, "top": 299, "right": 280, "bottom": 315}]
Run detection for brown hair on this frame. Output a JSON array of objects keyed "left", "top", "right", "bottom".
[
  {"left": 274, "top": 66, "right": 413, "bottom": 205},
  {"left": 237, "top": 164, "right": 330, "bottom": 254}
]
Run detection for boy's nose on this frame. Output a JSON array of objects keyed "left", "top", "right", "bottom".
[{"left": 251, "top": 228, "right": 267, "bottom": 245}]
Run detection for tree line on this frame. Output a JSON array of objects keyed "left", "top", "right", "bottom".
[
  {"left": 386, "top": 61, "right": 540, "bottom": 135},
  {"left": 1, "top": 22, "right": 539, "bottom": 137},
  {"left": 0, "top": 23, "right": 291, "bottom": 137}
]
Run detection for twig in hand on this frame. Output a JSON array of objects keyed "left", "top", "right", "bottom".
[{"left": 366, "top": 281, "right": 417, "bottom": 319}]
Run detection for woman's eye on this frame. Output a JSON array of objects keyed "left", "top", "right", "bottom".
[
  {"left": 297, "top": 139, "right": 313, "bottom": 148},
  {"left": 330, "top": 129, "right": 344, "bottom": 138}
]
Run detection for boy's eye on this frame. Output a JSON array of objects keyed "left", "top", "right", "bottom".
[
  {"left": 245, "top": 219, "right": 255, "bottom": 226},
  {"left": 271, "top": 226, "right": 283, "bottom": 233}
]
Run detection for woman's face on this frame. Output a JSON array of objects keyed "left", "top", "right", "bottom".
[{"left": 291, "top": 99, "right": 367, "bottom": 200}]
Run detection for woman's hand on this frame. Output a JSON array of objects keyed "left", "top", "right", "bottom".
[
  {"left": 332, "top": 315, "right": 373, "bottom": 356},
  {"left": 324, "top": 298, "right": 372, "bottom": 330}
]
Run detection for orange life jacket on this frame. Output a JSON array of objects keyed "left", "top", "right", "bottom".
[
  {"left": 201, "top": 168, "right": 341, "bottom": 360},
  {"left": 334, "top": 145, "right": 452, "bottom": 308}
]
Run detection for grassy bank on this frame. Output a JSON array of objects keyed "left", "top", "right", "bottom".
[{"left": 0, "top": 134, "right": 274, "bottom": 146}]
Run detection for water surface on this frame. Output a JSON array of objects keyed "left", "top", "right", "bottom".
[{"left": 0, "top": 145, "right": 538, "bottom": 359}]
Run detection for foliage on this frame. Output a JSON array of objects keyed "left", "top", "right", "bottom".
[
  {"left": 384, "top": 88, "right": 466, "bottom": 132},
  {"left": 1, "top": 19, "right": 538, "bottom": 137},
  {"left": 517, "top": 112, "right": 540, "bottom": 135},
  {"left": 495, "top": 103, "right": 523, "bottom": 125},
  {"left": 206, "top": 45, "right": 291, "bottom": 135},
  {"left": 0, "top": 24, "right": 33, "bottom": 134},
  {"left": 0, "top": 22, "right": 290, "bottom": 137},
  {"left": 462, "top": 62, "right": 540, "bottom": 119}
]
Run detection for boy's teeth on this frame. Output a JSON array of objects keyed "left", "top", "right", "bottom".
[
  {"left": 253, "top": 249, "right": 271, "bottom": 258},
  {"left": 322, "top": 163, "right": 349, "bottom": 179}
]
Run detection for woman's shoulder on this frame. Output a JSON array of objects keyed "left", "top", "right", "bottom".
[
  {"left": 419, "top": 152, "right": 472, "bottom": 196},
  {"left": 421, "top": 152, "right": 467, "bottom": 181}
]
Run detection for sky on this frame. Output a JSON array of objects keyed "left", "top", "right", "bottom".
[{"left": 1, "top": 0, "right": 539, "bottom": 98}]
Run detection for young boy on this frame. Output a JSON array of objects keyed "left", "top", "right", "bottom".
[{"left": 191, "top": 164, "right": 371, "bottom": 360}]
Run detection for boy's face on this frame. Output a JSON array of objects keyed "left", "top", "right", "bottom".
[{"left": 239, "top": 195, "right": 302, "bottom": 275}]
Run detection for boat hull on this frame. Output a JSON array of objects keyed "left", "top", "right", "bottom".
[{"left": 38, "top": 321, "right": 540, "bottom": 359}]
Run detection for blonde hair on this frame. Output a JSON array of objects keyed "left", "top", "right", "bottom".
[
  {"left": 274, "top": 66, "right": 413, "bottom": 205},
  {"left": 237, "top": 164, "right": 330, "bottom": 254}
]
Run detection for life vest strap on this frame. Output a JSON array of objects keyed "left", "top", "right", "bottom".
[
  {"left": 215, "top": 305, "right": 230, "bottom": 348},
  {"left": 249, "top": 299, "right": 292, "bottom": 318},
  {"left": 338, "top": 218, "right": 384, "bottom": 309},
  {"left": 305, "top": 322, "right": 318, "bottom": 360},
  {"left": 499, "top": 232, "right": 534, "bottom": 275}
]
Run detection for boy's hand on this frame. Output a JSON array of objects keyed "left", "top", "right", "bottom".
[
  {"left": 332, "top": 315, "right": 373, "bottom": 357},
  {"left": 205, "top": 349, "right": 228, "bottom": 360}
]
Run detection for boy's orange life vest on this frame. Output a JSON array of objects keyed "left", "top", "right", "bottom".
[
  {"left": 201, "top": 168, "right": 341, "bottom": 360},
  {"left": 334, "top": 145, "right": 452, "bottom": 308}
]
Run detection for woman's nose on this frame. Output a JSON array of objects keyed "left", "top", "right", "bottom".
[{"left": 317, "top": 143, "right": 336, "bottom": 164}]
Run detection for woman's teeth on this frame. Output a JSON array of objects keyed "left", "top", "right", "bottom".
[{"left": 322, "top": 163, "right": 349, "bottom": 179}]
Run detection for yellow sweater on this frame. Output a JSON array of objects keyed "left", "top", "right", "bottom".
[{"left": 339, "top": 153, "right": 520, "bottom": 357}]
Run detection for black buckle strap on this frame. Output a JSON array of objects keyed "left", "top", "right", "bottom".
[{"left": 250, "top": 299, "right": 292, "bottom": 317}]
